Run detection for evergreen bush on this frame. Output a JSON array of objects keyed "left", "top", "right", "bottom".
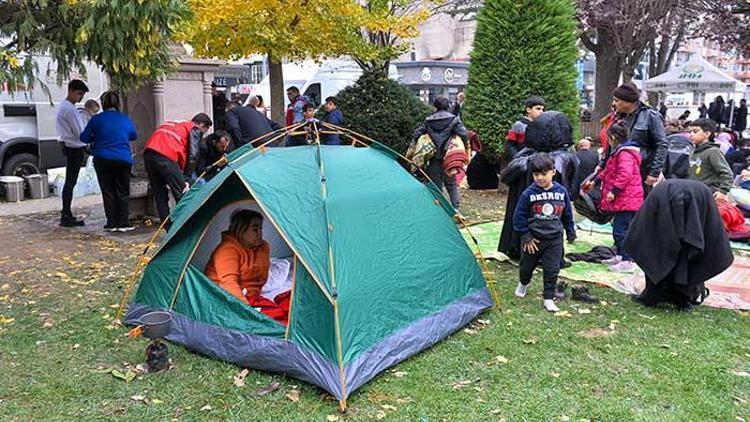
[
  {"left": 335, "top": 71, "right": 432, "bottom": 154},
  {"left": 464, "top": 0, "right": 579, "bottom": 161}
]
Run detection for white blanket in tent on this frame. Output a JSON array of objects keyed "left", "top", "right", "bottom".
[{"left": 260, "top": 257, "right": 293, "bottom": 300}]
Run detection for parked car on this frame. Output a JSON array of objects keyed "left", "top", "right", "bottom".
[{"left": 0, "top": 56, "right": 107, "bottom": 176}]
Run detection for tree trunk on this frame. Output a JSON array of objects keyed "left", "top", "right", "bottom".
[
  {"left": 268, "top": 56, "right": 285, "bottom": 125},
  {"left": 593, "top": 50, "right": 622, "bottom": 121}
]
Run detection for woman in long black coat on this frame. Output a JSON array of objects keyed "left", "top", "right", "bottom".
[{"left": 497, "top": 111, "right": 579, "bottom": 259}]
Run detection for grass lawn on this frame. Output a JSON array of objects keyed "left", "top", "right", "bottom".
[{"left": 1, "top": 191, "right": 749, "bottom": 421}]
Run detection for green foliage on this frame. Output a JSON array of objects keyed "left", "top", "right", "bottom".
[
  {"left": 0, "top": 0, "right": 190, "bottom": 93},
  {"left": 335, "top": 70, "right": 431, "bottom": 154},
  {"left": 464, "top": 0, "right": 579, "bottom": 160}
]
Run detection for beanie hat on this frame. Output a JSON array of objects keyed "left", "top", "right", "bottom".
[
  {"left": 613, "top": 83, "right": 640, "bottom": 103},
  {"left": 525, "top": 95, "right": 545, "bottom": 109}
]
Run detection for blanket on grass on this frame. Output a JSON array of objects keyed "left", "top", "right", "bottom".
[{"left": 461, "top": 220, "right": 750, "bottom": 310}]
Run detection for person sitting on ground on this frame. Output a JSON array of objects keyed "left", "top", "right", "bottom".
[
  {"left": 320, "top": 96, "right": 344, "bottom": 145},
  {"left": 677, "top": 110, "right": 691, "bottom": 123},
  {"left": 195, "top": 130, "right": 232, "bottom": 182},
  {"left": 575, "top": 138, "right": 599, "bottom": 187},
  {"left": 80, "top": 99, "right": 100, "bottom": 125},
  {"left": 513, "top": 153, "right": 576, "bottom": 313},
  {"left": 205, "top": 210, "right": 290, "bottom": 324},
  {"left": 687, "top": 118, "right": 734, "bottom": 202},
  {"left": 506, "top": 95, "right": 545, "bottom": 158},
  {"left": 591, "top": 122, "right": 644, "bottom": 273}
]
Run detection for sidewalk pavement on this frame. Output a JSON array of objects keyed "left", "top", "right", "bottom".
[{"left": 0, "top": 194, "right": 103, "bottom": 217}]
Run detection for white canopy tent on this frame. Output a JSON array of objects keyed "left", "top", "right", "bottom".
[{"left": 644, "top": 55, "right": 746, "bottom": 126}]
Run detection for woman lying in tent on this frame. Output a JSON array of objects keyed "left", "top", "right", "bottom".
[{"left": 205, "top": 210, "right": 291, "bottom": 324}]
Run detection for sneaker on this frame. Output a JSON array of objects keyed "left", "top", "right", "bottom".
[
  {"left": 543, "top": 299, "right": 560, "bottom": 312},
  {"left": 117, "top": 225, "right": 136, "bottom": 232},
  {"left": 601, "top": 255, "right": 622, "bottom": 266},
  {"left": 554, "top": 282, "right": 568, "bottom": 300},
  {"left": 514, "top": 282, "right": 529, "bottom": 298},
  {"left": 103, "top": 224, "right": 118, "bottom": 232},
  {"left": 560, "top": 258, "right": 572, "bottom": 269},
  {"left": 571, "top": 285, "right": 599, "bottom": 304},
  {"left": 60, "top": 216, "right": 85, "bottom": 227},
  {"left": 609, "top": 260, "right": 637, "bottom": 273}
]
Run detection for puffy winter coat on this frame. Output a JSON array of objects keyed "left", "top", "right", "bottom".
[{"left": 598, "top": 141, "right": 644, "bottom": 212}]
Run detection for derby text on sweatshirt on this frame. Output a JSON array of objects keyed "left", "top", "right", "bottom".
[{"left": 513, "top": 181, "right": 576, "bottom": 243}]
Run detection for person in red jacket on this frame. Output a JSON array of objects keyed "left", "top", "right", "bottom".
[
  {"left": 592, "top": 122, "right": 644, "bottom": 273},
  {"left": 143, "top": 113, "right": 212, "bottom": 225}
]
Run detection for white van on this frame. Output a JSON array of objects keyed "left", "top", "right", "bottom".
[
  {"left": 242, "top": 61, "right": 320, "bottom": 113},
  {"left": 301, "top": 59, "right": 399, "bottom": 106},
  {"left": 0, "top": 56, "right": 108, "bottom": 176}
]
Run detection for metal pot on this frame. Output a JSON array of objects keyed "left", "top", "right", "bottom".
[{"left": 138, "top": 311, "right": 172, "bottom": 339}]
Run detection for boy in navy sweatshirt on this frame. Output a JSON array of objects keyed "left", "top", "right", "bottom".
[{"left": 512, "top": 153, "right": 576, "bottom": 312}]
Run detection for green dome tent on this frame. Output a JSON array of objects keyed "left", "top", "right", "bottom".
[{"left": 124, "top": 137, "right": 493, "bottom": 409}]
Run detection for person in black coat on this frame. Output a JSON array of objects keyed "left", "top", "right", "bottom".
[
  {"left": 225, "top": 101, "right": 282, "bottom": 148},
  {"left": 708, "top": 96, "right": 725, "bottom": 124},
  {"left": 412, "top": 96, "right": 468, "bottom": 209},
  {"left": 625, "top": 179, "right": 733, "bottom": 311},
  {"left": 575, "top": 138, "right": 599, "bottom": 187},
  {"left": 733, "top": 99, "right": 747, "bottom": 132},
  {"left": 497, "top": 111, "right": 578, "bottom": 260}
]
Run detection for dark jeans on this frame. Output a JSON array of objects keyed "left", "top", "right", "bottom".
[
  {"left": 519, "top": 235, "right": 563, "bottom": 300},
  {"left": 61, "top": 146, "right": 86, "bottom": 217},
  {"left": 425, "top": 159, "right": 460, "bottom": 209},
  {"left": 144, "top": 149, "right": 186, "bottom": 222},
  {"left": 93, "top": 157, "right": 131, "bottom": 227},
  {"left": 612, "top": 211, "right": 635, "bottom": 261}
]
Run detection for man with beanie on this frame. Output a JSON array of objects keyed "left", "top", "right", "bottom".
[
  {"left": 609, "top": 82, "right": 668, "bottom": 188},
  {"left": 506, "top": 95, "right": 545, "bottom": 158}
]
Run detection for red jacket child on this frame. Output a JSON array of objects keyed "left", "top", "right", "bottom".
[{"left": 597, "top": 140, "right": 644, "bottom": 212}]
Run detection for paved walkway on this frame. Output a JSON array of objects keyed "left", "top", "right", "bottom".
[{"left": 0, "top": 194, "right": 103, "bottom": 217}]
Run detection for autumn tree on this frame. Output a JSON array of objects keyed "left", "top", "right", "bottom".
[
  {"left": 190, "top": 0, "right": 427, "bottom": 122},
  {"left": 0, "top": 0, "right": 190, "bottom": 93},
  {"left": 577, "top": 0, "right": 681, "bottom": 119},
  {"left": 577, "top": 0, "right": 750, "bottom": 119}
]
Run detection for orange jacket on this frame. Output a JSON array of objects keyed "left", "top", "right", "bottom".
[
  {"left": 205, "top": 234, "right": 270, "bottom": 302},
  {"left": 144, "top": 121, "right": 199, "bottom": 172}
]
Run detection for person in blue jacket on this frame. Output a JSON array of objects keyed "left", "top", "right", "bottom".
[
  {"left": 321, "top": 96, "right": 344, "bottom": 145},
  {"left": 80, "top": 91, "right": 138, "bottom": 232}
]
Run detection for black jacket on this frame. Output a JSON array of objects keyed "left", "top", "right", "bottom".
[
  {"left": 622, "top": 102, "right": 669, "bottom": 178},
  {"left": 226, "top": 106, "right": 282, "bottom": 148},
  {"left": 575, "top": 149, "right": 599, "bottom": 186},
  {"left": 708, "top": 101, "right": 725, "bottom": 123},
  {"left": 734, "top": 105, "right": 748, "bottom": 132},
  {"left": 196, "top": 136, "right": 231, "bottom": 181},
  {"left": 624, "top": 179, "right": 733, "bottom": 288},
  {"left": 412, "top": 110, "right": 468, "bottom": 159}
]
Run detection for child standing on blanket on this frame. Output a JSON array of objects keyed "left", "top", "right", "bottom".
[
  {"left": 513, "top": 153, "right": 576, "bottom": 312},
  {"left": 595, "top": 122, "right": 644, "bottom": 273}
]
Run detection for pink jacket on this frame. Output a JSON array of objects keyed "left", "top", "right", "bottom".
[{"left": 598, "top": 143, "right": 644, "bottom": 212}]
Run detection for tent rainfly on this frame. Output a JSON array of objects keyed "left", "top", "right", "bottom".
[{"left": 124, "top": 139, "right": 494, "bottom": 410}]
